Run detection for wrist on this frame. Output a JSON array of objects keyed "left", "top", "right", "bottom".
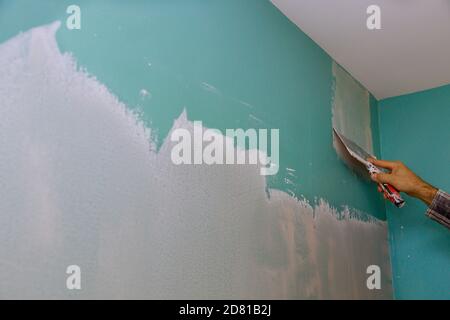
[{"left": 411, "top": 182, "right": 438, "bottom": 206}]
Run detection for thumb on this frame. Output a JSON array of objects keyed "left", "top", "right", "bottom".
[{"left": 371, "top": 172, "right": 394, "bottom": 185}]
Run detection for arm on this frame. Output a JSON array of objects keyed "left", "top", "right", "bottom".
[{"left": 368, "top": 158, "right": 449, "bottom": 229}]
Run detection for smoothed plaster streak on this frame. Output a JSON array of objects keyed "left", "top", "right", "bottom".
[{"left": 332, "top": 62, "right": 373, "bottom": 154}]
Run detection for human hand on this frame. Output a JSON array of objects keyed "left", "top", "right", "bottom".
[{"left": 368, "top": 158, "right": 438, "bottom": 206}]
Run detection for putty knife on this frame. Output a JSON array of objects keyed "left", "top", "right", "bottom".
[{"left": 333, "top": 128, "right": 405, "bottom": 208}]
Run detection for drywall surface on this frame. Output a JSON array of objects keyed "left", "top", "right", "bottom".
[
  {"left": 0, "top": 22, "right": 392, "bottom": 298},
  {"left": 0, "top": 1, "right": 392, "bottom": 298},
  {"left": 379, "top": 84, "right": 450, "bottom": 299}
]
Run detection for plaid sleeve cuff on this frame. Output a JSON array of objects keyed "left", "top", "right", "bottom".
[{"left": 426, "top": 190, "right": 450, "bottom": 229}]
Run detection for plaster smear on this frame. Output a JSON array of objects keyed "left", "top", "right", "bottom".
[
  {"left": 0, "top": 22, "right": 392, "bottom": 299},
  {"left": 332, "top": 62, "right": 373, "bottom": 153}
]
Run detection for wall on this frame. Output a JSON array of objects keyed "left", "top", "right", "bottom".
[
  {"left": 379, "top": 84, "right": 450, "bottom": 299},
  {"left": 0, "top": 0, "right": 391, "bottom": 298}
]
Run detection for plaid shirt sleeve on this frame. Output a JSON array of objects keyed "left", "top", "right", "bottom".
[{"left": 426, "top": 190, "right": 450, "bottom": 229}]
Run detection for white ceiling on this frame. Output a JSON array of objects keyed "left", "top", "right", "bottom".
[{"left": 271, "top": 0, "right": 450, "bottom": 100}]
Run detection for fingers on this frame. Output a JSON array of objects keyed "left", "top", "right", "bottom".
[
  {"left": 371, "top": 172, "right": 394, "bottom": 185},
  {"left": 367, "top": 158, "right": 397, "bottom": 170}
]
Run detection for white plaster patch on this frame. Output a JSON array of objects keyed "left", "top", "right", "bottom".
[
  {"left": 0, "top": 22, "right": 391, "bottom": 299},
  {"left": 139, "top": 88, "right": 151, "bottom": 99}
]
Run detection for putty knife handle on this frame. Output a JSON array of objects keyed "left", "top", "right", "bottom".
[
  {"left": 367, "top": 163, "right": 405, "bottom": 208},
  {"left": 379, "top": 182, "right": 405, "bottom": 208}
]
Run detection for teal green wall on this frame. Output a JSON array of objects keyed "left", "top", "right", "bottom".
[
  {"left": 4, "top": 0, "right": 448, "bottom": 299},
  {"left": 0, "top": 0, "right": 385, "bottom": 219},
  {"left": 379, "top": 84, "right": 450, "bottom": 299}
]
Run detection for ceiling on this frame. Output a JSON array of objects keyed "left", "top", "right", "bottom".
[{"left": 271, "top": 0, "right": 450, "bottom": 100}]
